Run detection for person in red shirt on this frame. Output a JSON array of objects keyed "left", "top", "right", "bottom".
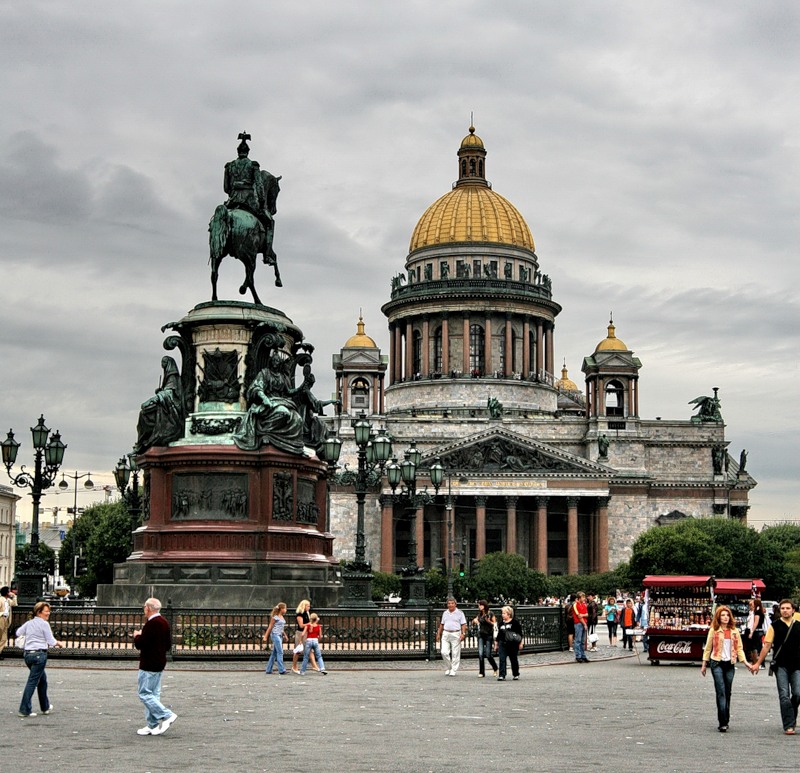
[{"left": 572, "top": 592, "right": 589, "bottom": 662}]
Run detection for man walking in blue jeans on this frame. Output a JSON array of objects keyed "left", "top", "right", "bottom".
[
  {"left": 749, "top": 599, "right": 800, "bottom": 734},
  {"left": 572, "top": 592, "right": 589, "bottom": 663},
  {"left": 133, "top": 597, "right": 178, "bottom": 736}
]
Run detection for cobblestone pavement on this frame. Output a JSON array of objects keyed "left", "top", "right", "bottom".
[{"left": 2, "top": 644, "right": 795, "bottom": 773}]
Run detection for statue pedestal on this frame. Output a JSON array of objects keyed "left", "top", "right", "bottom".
[
  {"left": 101, "top": 300, "right": 345, "bottom": 609},
  {"left": 339, "top": 568, "right": 375, "bottom": 608},
  {"left": 16, "top": 570, "right": 47, "bottom": 605},
  {"left": 98, "top": 436, "right": 342, "bottom": 608}
]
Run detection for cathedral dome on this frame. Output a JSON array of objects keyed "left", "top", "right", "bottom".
[
  {"left": 409, "top": 127, "right": 535, "bottom": 253},
  {"left": 344, "top": 314, "right": 378, "bottom": 349},
  {"left": 555, "top": 364, "right": 579, "bottom": 392},
  {"left": 595, "top": 319, "right": 628, "bottom": 352}
]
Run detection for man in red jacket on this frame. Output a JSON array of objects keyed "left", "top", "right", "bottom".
[{"left": 133, "top": 597, "right": 177, "bottom": 736}]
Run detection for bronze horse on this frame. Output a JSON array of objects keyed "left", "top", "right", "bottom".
[{"left": 208, "top": 173, "right": 282, "bottom": 305}]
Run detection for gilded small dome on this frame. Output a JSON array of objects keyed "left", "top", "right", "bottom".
[
  {"left": 410, "top": 185, "right": 534, "bottom": 252},
  {"left": 344, "top": 314, "right": 378, "bottom": 349},
  {"left": 460, "top": 125, "right": 484, "bottom": 149},
  {"left": 595, "top": 318, "right": 628, "bottom": 352},
  {"left": 555, "top": 363, "right": 579, "bottom": 392}
]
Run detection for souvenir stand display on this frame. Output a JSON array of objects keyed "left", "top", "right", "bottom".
[
  {"left": 643, "top": 575, "right": 715, "bottom": 665},
  {"left": 713, "top": 578, "right": 765, "bottom": 630}
]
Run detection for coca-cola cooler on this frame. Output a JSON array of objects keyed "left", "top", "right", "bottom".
[{"left": 644, "top": 575, "right": 715, "bottom": 665}]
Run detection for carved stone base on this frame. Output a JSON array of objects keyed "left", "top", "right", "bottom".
[{"left": 96, "top": 560, "right": 342, "bottom": 609}]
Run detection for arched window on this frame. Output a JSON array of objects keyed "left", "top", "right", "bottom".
[
  {"left": 350, "top": 377, "right": 370, "bottom": 411},
  {"left": 605, "top": 380, "right": 625, "bottom": 416},
  {"left": 479, "top": 160, "right": 484, "bottom": 177},
  {"left": 529, "top": 328, "right": 537, "bottom": 378},
  {"left": 412, "top": 330, "right": 422, "bottom": 376},
  {"left": 469, "top": 324, "right": 485, "bottom": 375},
  {"left": 433, "top": 326, "right": 443, "bottom": 373}
]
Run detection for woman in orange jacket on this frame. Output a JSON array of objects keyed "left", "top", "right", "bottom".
[{"left": 700, "top": 605, "right": 748, "bottom": 733}]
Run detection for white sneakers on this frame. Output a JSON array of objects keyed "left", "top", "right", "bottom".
[
  {"left": 42, "top": 703, "right": 53, "bottom": 715},
  {"left": 138, "top": 713, "right": 178, "bottom": 736}
]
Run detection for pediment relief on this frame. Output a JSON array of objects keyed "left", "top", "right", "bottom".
[
  {"left": 342, "top": 350, "right": 381, "bottom": 366},
  {"left": 424, "top": 428, "right": 610, "bottom": 476},
  {"left": 594, "top": 352, "right": 637, "bottom": 368}
]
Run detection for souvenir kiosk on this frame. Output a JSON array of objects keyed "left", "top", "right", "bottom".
[
  {"left": 644, "top": 575, "right": 715, "bottom": 665},
  {"left": 713, "top": 578, "right": 766, "bottom": 630}
]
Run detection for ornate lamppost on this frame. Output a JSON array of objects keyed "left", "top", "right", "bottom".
[
  {"left": 58, "top": 470, "right": 94, "bottom": 585},
  {"left": 113, "top": 452, "right": 142, "bottom": 528},
  {"left": 1, "top": 415, "right": 67, "bottom": 601},
  {"left": 325, "top": 412, "right": 392, "bottom": 607},
  {"left": 386, "top": 445, "right": 444, "bottom": 606}
]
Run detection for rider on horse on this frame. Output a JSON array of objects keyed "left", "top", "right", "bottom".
[{"left": 224, "top": 132, "right": 275, "bottom": 243}]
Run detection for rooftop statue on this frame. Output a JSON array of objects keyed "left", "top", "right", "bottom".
[
  {"left": 209, "top": 132, "right": 282, "bottom": 305},
  {"left": 689, "top": 387, "right": 723, "bottom": 423}
]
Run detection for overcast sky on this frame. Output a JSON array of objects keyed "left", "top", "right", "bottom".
[{"left": 1, "top": 1, "right": 797, "bottom": 528}]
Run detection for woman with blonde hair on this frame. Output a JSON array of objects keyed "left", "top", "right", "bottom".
[
  {"left": 291, "top": 599, "right": 317, "bottom": 674},
  {"left": 700, "top": 605, "right": 747, "bottom": 732},
  {"left": 495, "top": 605, "right": 523, "bottom": 681}
]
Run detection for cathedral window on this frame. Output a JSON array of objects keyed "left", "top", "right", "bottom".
[
  {"left": 605, "top": 380, "right": 625, "bottom": 416},
  {"left": 412, "top": 330, "right": 422, "bottom": 377},
  {"left": 469, "top": 324, "right": 485, "bottom": 376},
  {"left": 350, "top": 377, "right": 370, "bottom": 410},
  {"left": 433, "top": 326, "right": 443, "bottom": 373}
]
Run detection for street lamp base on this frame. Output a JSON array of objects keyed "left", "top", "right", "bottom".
[
  {"left": 15, "top": 570, "right": 47, "bottom": 605},
  {"left": 399, "top": 575, "right": 427, "bottom": 607},
  {"left": 339, "top": 568, "right": 376, "bottom": 607}
]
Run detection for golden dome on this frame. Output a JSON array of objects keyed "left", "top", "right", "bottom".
[
  {"left": 410, "top": 185, "right": 534, "bottom": 252},
  {"left": 409, "top": 127, "right": 535, "bottom": 253},
  {"left": 555, "top": 363, "right": 579, "bottom": 392},
  {"left": 595, "top": 318, "right": 628, "bottom": 352},
  {"left": 344, "top": 314, "right": 378, "bottom": 349},
  {"left": 460, "top": 125, "right": 484, "bottom": 149}
]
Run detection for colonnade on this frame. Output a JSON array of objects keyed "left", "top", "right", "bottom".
[
  {"left": 388, "top": 313, "right": 555, "bottom": 384},
  {"left": 379, "top": 493, "right": 610, "bottom": 576}
]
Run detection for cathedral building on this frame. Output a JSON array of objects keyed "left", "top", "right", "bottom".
[{"left": 328, "top": 126, "right": 755, "bottom": 576}]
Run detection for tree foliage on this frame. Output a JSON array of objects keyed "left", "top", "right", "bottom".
[
  {"left": 15, "top": 542, "right": 56, "bottom": 574},
  {"left": 60, "top": 502, "right": 133, "bottom": 597},
  {"left": 629, "top": 518, "right": 799, "bottom": 598}
]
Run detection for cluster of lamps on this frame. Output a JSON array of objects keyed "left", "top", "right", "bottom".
[
  {"left": 1, "top": 415, "right": 67, "bottom": 552},
  {"left": 113, "top": 451, "right": 141, "bottom": 523}
]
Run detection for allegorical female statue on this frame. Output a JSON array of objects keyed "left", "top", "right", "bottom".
[
  {"left": 135, "top": 356, "right": 185, "bottom": 453},
  {"left": 233, "top": 352, "right": 306, "bottom": 455}
]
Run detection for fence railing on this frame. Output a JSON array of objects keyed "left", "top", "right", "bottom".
[{"left": 6, "top": 604, "right": 565, "bottom": 661}]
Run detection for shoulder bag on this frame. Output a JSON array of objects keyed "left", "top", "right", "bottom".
[{"left": 768, "top": 618, "right": 795, "bottom": 677}]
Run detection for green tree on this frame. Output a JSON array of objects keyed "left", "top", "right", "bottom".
[
  {"left": 61, "top": 502, "right": 132, "bottom": 597},
  {"left": 470, "top": 552, "right": 532, "bottom": 602},
  {"left": 371, "top": 571, "right": 402, "bottom": 601},
  {"left": 15, "top": 542, "right": 56, "bottom": 574},
  {"left": 628, "top": 517, "right": 797, "bottom": 598}
]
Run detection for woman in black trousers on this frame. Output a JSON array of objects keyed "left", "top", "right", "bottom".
[{"left": 495, "top": 605, "right": 523, "bottom": 681}]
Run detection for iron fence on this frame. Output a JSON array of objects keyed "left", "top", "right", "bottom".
[{"left": 6, "top": 603, "right": 564, "bottom": 661}]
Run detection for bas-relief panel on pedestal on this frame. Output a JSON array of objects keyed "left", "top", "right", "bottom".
[{"left": 171, "top": 472, "right": 249, "bottom": 520}]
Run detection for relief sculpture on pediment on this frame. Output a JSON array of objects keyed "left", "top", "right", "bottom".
[{"left": 437, "top": 438, "right": 574, "bottom": 473}]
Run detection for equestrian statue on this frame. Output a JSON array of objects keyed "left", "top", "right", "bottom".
[{"left": 209, "top": 132, "right": 282, "bottom": 304}]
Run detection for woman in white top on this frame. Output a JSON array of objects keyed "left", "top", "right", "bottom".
[{"left": 15, "top": 601, "right": 65, "bottom": 717}]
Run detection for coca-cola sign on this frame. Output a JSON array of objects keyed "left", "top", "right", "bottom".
[{"left": 656, "top": 640, "right": 693, "bottom": 655}]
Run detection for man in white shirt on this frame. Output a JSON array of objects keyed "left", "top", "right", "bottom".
[
  {"left": 436, "top": 597, "right": 467, "bottom": 676},
  {"left": 0, "top": 586, "right": 18, "bottom": 657}
]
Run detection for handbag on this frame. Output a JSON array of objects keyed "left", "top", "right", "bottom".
[
  {"left": 768, "top": 618, "right": 795, "bottom": 677},
  {"left": 505, "top": 630, "right": 522, "bottom": 645}
]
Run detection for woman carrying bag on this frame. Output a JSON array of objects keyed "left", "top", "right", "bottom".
[{"left": 495, "top": 605, "right": 523, "bottom": 681}]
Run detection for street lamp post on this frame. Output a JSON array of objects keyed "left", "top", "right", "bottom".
[
  {"left": 58, "top": 470, "right": 94, "bottom": 585},
  {"left": 324, "top": 412, "right": 392, "bottom": 607},
  {"left": 1, "top": 415, "right": 67, "bottom": 601},
  {"left": 386, "top": 448, "right": 443, "bottom": 606},
  {"left": 113, "top": 452, "right": 141, "bottom": 527}
]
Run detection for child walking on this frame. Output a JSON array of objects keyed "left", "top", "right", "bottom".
[
  {"left": 299, "top": 613, "right": 328, "bottom": 675},
  {"left": 263, "top": 603, "right": 289, "bottom": 674}
]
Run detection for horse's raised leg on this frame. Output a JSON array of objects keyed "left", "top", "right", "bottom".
[{"left": 273, "top": 261, "right": 282, "bottom": 288}]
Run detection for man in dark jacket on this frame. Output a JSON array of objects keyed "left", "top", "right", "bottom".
[{"left": 133, "top": 597, "right": 177, "bottom": 736}]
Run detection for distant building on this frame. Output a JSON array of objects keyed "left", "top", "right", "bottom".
[
  {"left": 328, "top": 126, "right": 755, "bottom": 575},
  {"left": 0, "top": 484, "right": 20, "bottom": 587}
]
